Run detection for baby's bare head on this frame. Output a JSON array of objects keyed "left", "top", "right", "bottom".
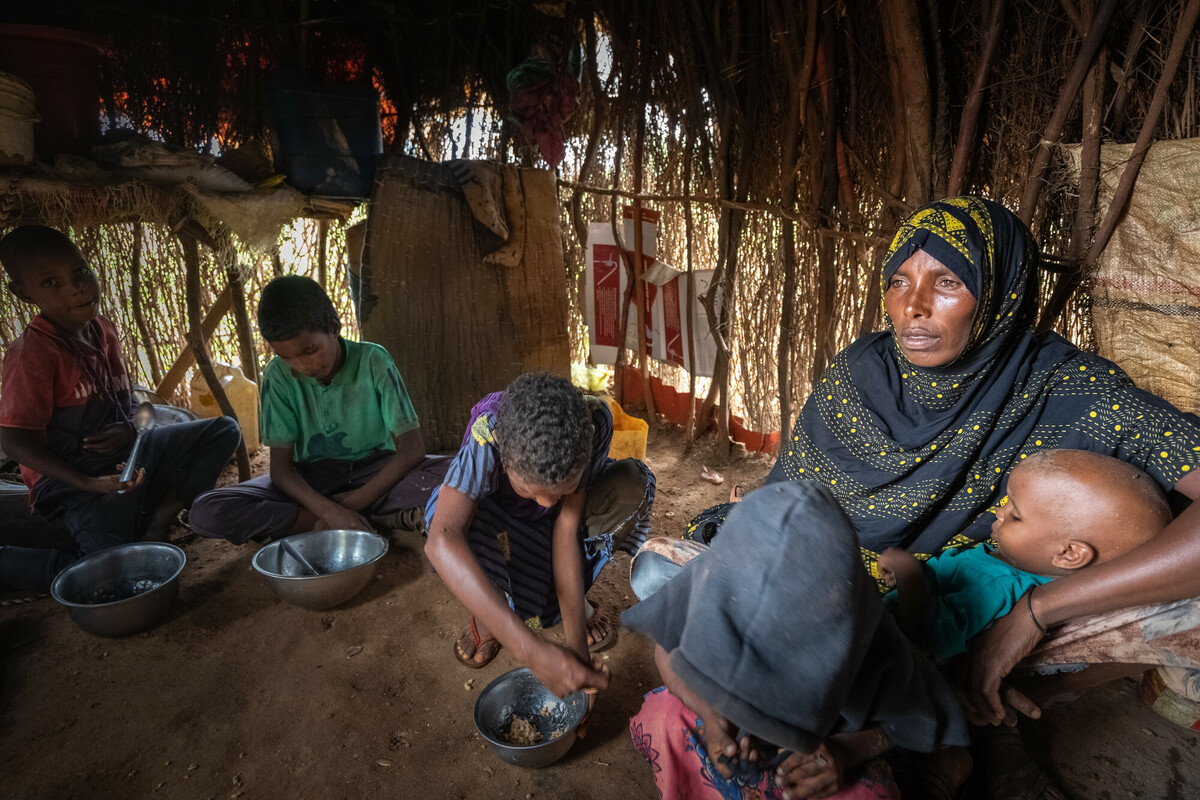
[{"left": 1008, "top": 449, "right": 1169, "bottom": 569}]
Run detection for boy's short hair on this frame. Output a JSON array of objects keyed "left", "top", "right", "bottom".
[
  {"left": 257, "top": 275, "right": 340, "bottom": 342},
  {"left": 0, "top": 225, "right": 79, "bottom": 282},
  {"left": 496, "top": 373, "right": 594, "bottom": 486}
]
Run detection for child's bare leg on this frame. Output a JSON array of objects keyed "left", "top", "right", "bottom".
[{"left": 145, "top": 491, "right": 186, "bottom": 541}]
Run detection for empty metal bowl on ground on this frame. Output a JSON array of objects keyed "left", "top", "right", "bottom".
[
  {"left": 630, "top": 536, "right": 710, "bottom": 600},
  {"left": 251, "top": 529, "right": 388, "bottom": 610},
  {"left": 473, "top": 667, "right": 588, "bottom": 768},
  {"left": 50, "top": 542, "right": 186, "bottom": 637}
]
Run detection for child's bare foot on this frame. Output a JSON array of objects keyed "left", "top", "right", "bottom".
[
  {"left": 585, "top": 601, "right": 616, "bottom": 651},
  {"left": 455, "top": 616, "right": 500, "bottom": 668}
]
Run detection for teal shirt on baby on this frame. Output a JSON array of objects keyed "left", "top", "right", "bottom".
[
  {"left": 886, "top": 543, "right": 1053, "bottom": 663},
  {"left": 259, "top": 338, "right": 419, "bottom": 463}
]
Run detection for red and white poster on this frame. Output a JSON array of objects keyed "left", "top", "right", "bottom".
[{"left": 585, "top": 211, "right": 721, "bottom": 376}]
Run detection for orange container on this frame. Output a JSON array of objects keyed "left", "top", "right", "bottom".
[{"left": 607, "top": 398, "right": 648, "bottom": 461}]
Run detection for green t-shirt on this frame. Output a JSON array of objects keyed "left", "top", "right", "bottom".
[{"left": 259, "top": 338, "right": 419, "bottom": 463}]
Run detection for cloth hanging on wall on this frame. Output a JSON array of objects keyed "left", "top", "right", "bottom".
[{"left": 1065, "top": 139, "right": 1200, "bottom": 414}]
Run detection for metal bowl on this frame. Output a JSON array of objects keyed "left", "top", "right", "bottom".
[
  {"left": 50, "top": 542, "right": 186, "bottom": 637},
  {"left": 473, "top": 667, "right": 587, "bottom": 768},
  {"left": 630, "top": 537, "right": 709, "bottom": 600},
  {"left": 251, "top": 529, "right": 388, "bottom": 610}
]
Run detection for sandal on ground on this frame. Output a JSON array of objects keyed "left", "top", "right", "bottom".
[
  {"left": 455, "top": 616, "right": 501, "bottom": 669},
  {"left": 976, "top": 726, "right": 1065, "bottom": 800},
  {"left": 369, "top": 506, "right": 427, "bottom": 533},
  {"left": 586, "top": 604, "right": 617, "bottom": 651}
]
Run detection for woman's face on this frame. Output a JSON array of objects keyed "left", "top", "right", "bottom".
[{"left": 884, "top": 249, "right": 977, "bottom": 368}]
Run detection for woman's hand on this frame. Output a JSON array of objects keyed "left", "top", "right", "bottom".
[
  {"left": 526, "top": 640, "right": 609, "bottom": 699},
  {"left": 776, "top": 741, "right": 843, "bottom": 799},
  {"left": 82, "top": 422, "right": 135, "bottom": 455},
  {"left": 957, "top": 682, "right": 1042, "bottom": 727},
  {"left": 966, "top": 590, "right": 1046, "bottom": 724}
]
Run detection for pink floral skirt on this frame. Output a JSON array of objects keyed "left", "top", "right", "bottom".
[{"left": 630, "top": 687, "right": 900, "bottom": 800}]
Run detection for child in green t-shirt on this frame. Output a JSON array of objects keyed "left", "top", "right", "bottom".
[{"left": 189, "top": 276, "right": 445, "bottom": 543}]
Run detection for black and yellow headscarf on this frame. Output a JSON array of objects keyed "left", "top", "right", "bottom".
[{"left": 689, "top": 197, "right": 1200, "bottom": 581}]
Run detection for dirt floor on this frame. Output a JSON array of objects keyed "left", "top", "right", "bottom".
[{"left": 2, "top": 424, "right": 1199, "bottom": 799}]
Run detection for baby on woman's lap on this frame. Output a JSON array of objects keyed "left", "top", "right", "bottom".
[{"left": 878, "top": 449, "right": 1172, "bottom": 664}]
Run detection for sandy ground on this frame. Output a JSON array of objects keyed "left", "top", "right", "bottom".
[{"left": 2, "top": 425, "right": 1198, "bottom": 799}]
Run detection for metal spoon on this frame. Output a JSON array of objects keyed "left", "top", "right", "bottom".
[
  {"left": 118, "top": 402, "right": 157, "bottom": 492},
  {"left": 280, "top": 539, "right": 322, "bottom": 577}
]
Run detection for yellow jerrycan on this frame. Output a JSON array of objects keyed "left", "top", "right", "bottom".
[{"left": 189, "top": 363, "right": 260, "bottom": 453}]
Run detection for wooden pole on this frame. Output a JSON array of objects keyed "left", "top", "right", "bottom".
[
  {"left": 181, "top": 232, "right": 251, "bottom": 482},
  {"left": 1038, "top": 0, "right": 1103, "bottom": 334},
  {"left": 630, "top": 69, "right": 656, "bottom": 419},
  {"left": 607, "top": 114, "right": 634, "bottom": 407},
  {"left": 771, "top": 0, "right": 818, "bottom": 439},
  {"left": 156, "top": 286, "right": 232, "bottom": 399},
  {"left": 879, "top": 0, "right": 933, "bottom": 203},
  {"left": 683, "top": 126, "right": 698, "bottom": 441},
  {"left": 1039, "top": 0, "right": 1200, "bottom": 330},
  {"left": 858, "top": 45, "right": 912, "bottom": 339},
  {"left": 685, "top": 0, "right": 734, "bottom": 447},
  {"left": 228, "top": 265, "right": 259, "bottom": 386},
  {"left": 317, "top": 219, "right": 329, "bottom": 290},
  {"left": 947, "top": 0, "right": 1007, "bottom": 196},
  {"left": 1017, "top": 0, "right": 1120, "bottom": 226},
  {"left": 129, "top": 222, "right": 163, "bottom": 388},
  {"left": 810, "top": 12, "right": 842, "bottom": 384},
  {"left": 1110, "top": 5, "right": 1150, "bottom": 138}
]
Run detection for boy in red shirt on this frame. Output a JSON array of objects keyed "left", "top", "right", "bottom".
[{"left": 0, "top": 225, "right": 240, "bottom": 590}]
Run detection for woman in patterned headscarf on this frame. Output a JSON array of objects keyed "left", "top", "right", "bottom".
[
  {"left": 680, "top": 196, "right": 1200, "bottom": 796},
  {"left": 692, "top": 197, "right": 1200, "bottom": 571}
]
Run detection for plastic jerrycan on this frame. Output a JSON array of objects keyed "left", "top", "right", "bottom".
[{"left": 189, "top": 364, "right": 260, "bottom": 453}]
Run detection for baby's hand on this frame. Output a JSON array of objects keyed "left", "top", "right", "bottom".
[{"left": 877, "top": 547, "right": 920, "bottom": 588}]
